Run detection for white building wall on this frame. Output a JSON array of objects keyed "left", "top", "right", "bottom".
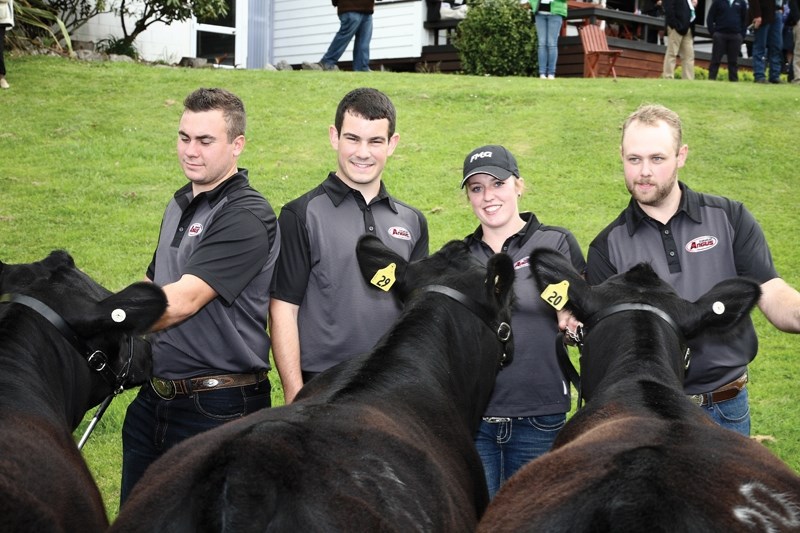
[
  {"left": 272, "top": 0, "right": 425, "bottom": 66},
  {"left": 73, "top": 0, "right": 426, "bottom": 67},
  {"left": 71, "top": 7, "right": 194, "bottom": 64}
]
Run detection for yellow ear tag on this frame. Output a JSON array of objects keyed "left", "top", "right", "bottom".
[
  {"left": 540, "top": 281, "right": 570, "bottom": 310},
  {"left": 370, "top": 263, "right": 397, "bottom": 292}
]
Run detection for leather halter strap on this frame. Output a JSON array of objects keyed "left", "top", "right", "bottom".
[
  {"left": 418, "top": 284, "right": 512, "bottom": 366},
  {"left": 0, "top": 293, "right": 129, "bottom": 390},
  {"left": 556, "top": 302, "right": 690, "bottom": 410}
]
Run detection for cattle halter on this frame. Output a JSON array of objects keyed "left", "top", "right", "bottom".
[
  {"left": 0, "top": 293, "right": 136, "bottom": 448},
  {"left": 557, "top": 302, "right": 691, "bottom": 408},
  {"left": 418, "top": 284, "right": 512, "bottom": 366}
]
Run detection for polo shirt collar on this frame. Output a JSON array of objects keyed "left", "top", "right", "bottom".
[
  {"left": 322, "top": 172, "right": 398, "bottom": 213},
  {"left": 465, "top": 211, "right": 542, "bottom": 248},
  {"left": 174, "top": 169, "right": 250, "bottom": 210},
  {"left": 625, "top": 181, "right": 701, "bottom": 235}
]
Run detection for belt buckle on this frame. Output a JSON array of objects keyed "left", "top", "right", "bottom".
[
  {"left": 689, "top": 394, "right": 705, "bottom": 406},
  {"left": 483, "top": 417, "right": 511, "bottom": 423},
  {"left": 151, "top": 377, "right": 176, "bottom": 400}
]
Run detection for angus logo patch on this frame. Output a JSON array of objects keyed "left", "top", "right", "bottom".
[
  {"left": 513, "top": 256, "right": 530, "bottom": 270},
  {"left": 187, "top": 223, "right": 204, "bottom": 237},
  {"left": 685, "top": 235, "right": 718, "bottom": 253},
  {"left": 388, "top": 226, "right": 412, "bottom": 241}
]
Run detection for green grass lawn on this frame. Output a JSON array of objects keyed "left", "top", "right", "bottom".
[{"left": 2, "top": 55, "right": 799, "bottom": 519}]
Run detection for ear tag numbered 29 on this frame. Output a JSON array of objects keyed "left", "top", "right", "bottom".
[
  {"left": 540, "top": 281, "right": 569, "bottom": 310},
  {"left": 371, "top": 263, "right": 397, "bottom": 292}
]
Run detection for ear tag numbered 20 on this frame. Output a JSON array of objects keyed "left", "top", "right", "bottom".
[
  {"left": 371, "top": 263, "right": 397, "bottom": 292},
  {"left": 540, "top": 281, "right": 569, "bottom": 310}
]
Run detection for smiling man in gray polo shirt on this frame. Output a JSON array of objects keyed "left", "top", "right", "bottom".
[
  {"left": 270, "top": 87, "right": 428, "bottom": 404},
  {"left": 587, "top": 104, "right": 800, "bottom": 436}
]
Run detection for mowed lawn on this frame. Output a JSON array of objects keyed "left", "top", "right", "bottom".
[{"left": 1, "top": 55, "right": 799, "bottom": 518}]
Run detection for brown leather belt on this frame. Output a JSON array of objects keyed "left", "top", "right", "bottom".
[
  {"left": 689, "top": 373, "right": 748, "bottom": 407},
  {"left": 150, "top": 370, "right": 269, "bottom": 401}
]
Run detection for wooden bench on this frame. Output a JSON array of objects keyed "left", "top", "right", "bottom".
[{"left": 579, "top": 23, "right": 623, "bottom": 78}]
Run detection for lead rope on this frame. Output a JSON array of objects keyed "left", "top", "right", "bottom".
[
  {"left": 555, "top": 330, "right": 583, "bottom": 409},
  {"left": 77, "top": 394, "right": 114, "bottom": 450}
]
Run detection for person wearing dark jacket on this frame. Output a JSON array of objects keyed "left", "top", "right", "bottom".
[
  {"left": 787, "top": 0, "right": 800, "bottom": 82},
  {"left": 707, "top": 0, "right": 748, "bottom": 80},
  {"left": 662, "top": 0, "right": 697, "bottom": 79},
  {"left": 318, "top": 0, "right": 376, "bottom": 71},
  {"left": 749, "top": 0, "right": 785, "bottom": 82}
]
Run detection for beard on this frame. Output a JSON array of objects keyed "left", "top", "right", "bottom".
[{"left": 626, "top": 171, "right": 678, "bottom": 207}]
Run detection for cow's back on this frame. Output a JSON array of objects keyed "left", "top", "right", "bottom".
[
  {"left": 113, "top": 400, "right": 484, "bottom": 533},
  {"left": 480, "top": 415, "right": 800, "bottom": 533}
]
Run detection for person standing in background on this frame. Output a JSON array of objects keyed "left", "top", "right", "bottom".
[
  {"left": 461, "top": 144, "right": 585, "bottom": 499},
  {"left": 0, "top": 0, "right": 13, "bottom": 89},
  {"left": 524, "top": 0, "right": 568, "bottom": 79},
  {"left": 318, "top": 0, "right": 376, "bottom": 71},
  {"left": 750, "top": 0, "right": 785, "bottom": 82},
  {"left": 706, "top": 0, "right": 748, "bottom": 81},
  {"left": 663, "top": 0, "right": 697, "bottom": 79}
]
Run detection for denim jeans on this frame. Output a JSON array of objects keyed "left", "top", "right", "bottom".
[
  {"left": 120, "top": 379, "right": 271, "bottom": 506},
  {"left": 321, "top": 11, "right": 373, "bottom": 71},
  {"left": 475, "top": 414, "right": 566, "bottom": 499},
  {"left": 535, "top": 13, "right": 564, "bottom": 76},
  {"left": 752, "top": 16, "right": 784, "bottom": 81},
  {"left": 698, "top": 386, "right": 750, "bottom": 436}
]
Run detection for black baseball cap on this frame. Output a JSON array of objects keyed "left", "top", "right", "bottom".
[{"left": 461, "top": 145, "right": 520, "bottom": 188}]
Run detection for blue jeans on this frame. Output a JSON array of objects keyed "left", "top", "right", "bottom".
[
  {"left": 752, "top": 16, "right": 784, "bottom": 81},
  {"left": 120, "top": 379, "right": 271, "bottom": 506},
  {"left": 698, "top": 386, "right": 750, "bottom": 436},
  {"left": 321, "top": 11, "right": 373, "bottom": 71},
  {"left": 535, "top": 13, "right": 563, "bottom": 76},
  {"left": 475, "top": 414, "right": 566, "bottom": 499}
]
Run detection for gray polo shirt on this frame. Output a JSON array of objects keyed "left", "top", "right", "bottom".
[
  {"left": 466, "top": 213, "right": 586, "bottom": 417},
  {"left": 587, "top": 182, "right": 777, "bottom": 394},
  {"left": 272, "top": 172, "right": 429, "bottom": 373},
  {"left": 147, "top": 170, "right": 280, "bottom": 378}
]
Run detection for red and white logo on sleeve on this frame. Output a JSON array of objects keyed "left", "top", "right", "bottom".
[{"left": 187, "top": 223, "right": 204, "bottom": 237}]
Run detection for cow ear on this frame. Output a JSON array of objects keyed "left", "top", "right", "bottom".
[
  {"left": 356, "top": 235, "right": 409, "bottom": 294},
  {"left": 93, "top": 282, "right": 168, "bottom": 334},
  {"left": 681, "top": 277, "right": 761, "bottom": 337},
  {"left": 529, "top": 248, "right": 593, "bottom": 316},
  {"left": 486, "top": 253, "right": 515, "bottom": 309}
]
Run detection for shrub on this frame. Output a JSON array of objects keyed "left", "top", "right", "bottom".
[
  {"left": 97, "top": 35, "right": 139, "bottom": 59},
  {"left": 453, "top": 0, "right": 537, "bottom": 76}
]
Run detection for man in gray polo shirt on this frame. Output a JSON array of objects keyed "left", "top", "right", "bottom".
[
  {"left": 587, "top": 104, "right": 800, "bottom": 435},
  {"left": 120, "top": 88, "right": 280, "bottom": 504},
  {"left": 270, "top": 87, "right": 428, "bottom": 404}
]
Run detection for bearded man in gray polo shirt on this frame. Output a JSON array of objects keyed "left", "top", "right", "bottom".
[
  {"left": 587, "top": 104, "right": 800, "bottom": 436},
  {"left": 120, "top": 88, "right": 280, "bottom": 505},
  {"left": 270, "top": 87, "right": 429, "bottom": 404}
]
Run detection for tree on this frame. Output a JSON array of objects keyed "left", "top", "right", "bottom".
[
  {"left": 453, "top": 0, "right": 537, "bottom": 77},
  {"left": 114, "top": 0, "right": 228, "bottom": 51}
]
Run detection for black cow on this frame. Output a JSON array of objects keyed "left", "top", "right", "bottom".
[
  {"left": 479, "top": 249, "right": 800, "bottom": 533},
  {"left": 110, "top": 235, "right": 515, "bottom": 533},
  {"left": 0, "top": 251, "right": 166, "bottom": 532}
]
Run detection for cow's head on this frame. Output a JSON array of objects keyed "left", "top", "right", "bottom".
[
  {"left": 529, "top": 249, "right": 761, "bottom": 399},
  {"left": 356, "top": 235, "right": 515, "bottom": 366},
  {"left": 0, "top": 251, "right": 167, "bottom": 420}
]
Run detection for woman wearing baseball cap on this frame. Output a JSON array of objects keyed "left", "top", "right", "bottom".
[{"left": 461, "top": 144, "right": 586, "bottom": 499}]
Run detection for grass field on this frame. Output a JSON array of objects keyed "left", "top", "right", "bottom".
[{"left": 2, "top": 55, "right": 799, "bottom": 519}]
